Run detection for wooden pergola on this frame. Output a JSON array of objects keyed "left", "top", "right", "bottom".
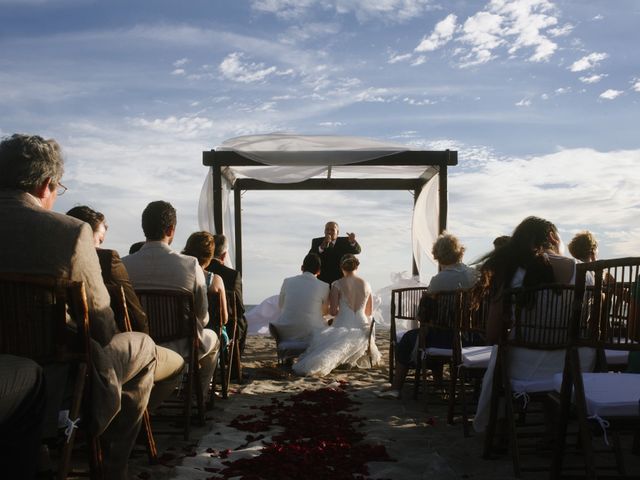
[{"left": 202, "top": 149, "right": 458, "bottom": 276}]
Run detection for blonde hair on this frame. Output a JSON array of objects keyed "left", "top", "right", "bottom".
[
  {"left": 568, "top": 231, "right": 598, "bottom": 263},
  {"left": 431, "top": 232, "right": 465, "bottom": 266}
]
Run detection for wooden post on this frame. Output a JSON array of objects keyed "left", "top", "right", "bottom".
[
  {"left": 212, "top": 162, "right": 223, "bottom": 234},
  {"left": 438, "top": 155, "right": 448, "bottom": 234},
  {"left": 234, "top": 186, "right": 243, "bottom": 275}
]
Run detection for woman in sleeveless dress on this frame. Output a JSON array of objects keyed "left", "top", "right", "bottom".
[{"left": 293, "top": 254, "right": 381, "bottom": 377}]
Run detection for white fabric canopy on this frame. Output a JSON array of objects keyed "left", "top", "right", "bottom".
[{"left": 198, "top": 134, "right": 441, "bottom": 272}]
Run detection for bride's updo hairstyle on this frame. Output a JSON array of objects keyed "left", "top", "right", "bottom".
[{"left": 340, "top": 254, "right": 360, "bottom": 272}]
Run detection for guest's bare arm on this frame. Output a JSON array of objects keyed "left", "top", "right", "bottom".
[{"left": 212, "top": 274, "right": 228, "bottom": 325}]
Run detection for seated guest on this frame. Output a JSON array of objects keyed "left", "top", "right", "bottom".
[
  {"left": 129, "top": 240, "right": 145, "bottom": 255},
  {"left": 123, "top": 201, "right": 219, "bottom": 396},
  {"left": 568, "top": 230, "right": 598, "bottom": 263},
  {"left": 66, "top": 205, "right": 184, "bottom": 408},
  {"left": 378, "top": 232, "right": 479, "bottom": 399},
  {"left": 0, "top": 356, "right": 46, "bottom": 480},
  {"left": 473, "top": 216, "right": 577, "bottom": 432},
  {"left": 0, "top": 133, "right": 157, "bottom": 479},
  {"left": 207, "top": 234, "right": 248, "bottom": 357},
  {"left": 182, "top": 231, "right": 228, "bottom": 327},
  {"left": 273, "top": 253, "right": 330, "bottom": 344}
]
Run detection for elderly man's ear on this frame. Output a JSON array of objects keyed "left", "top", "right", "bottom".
[{"left": 34, "top": 178, "right": 57, "bottom": 210}]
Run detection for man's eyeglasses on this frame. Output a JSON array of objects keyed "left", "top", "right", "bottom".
[{"left": 56, "top": 183, "right": 68, "bottom": 196}]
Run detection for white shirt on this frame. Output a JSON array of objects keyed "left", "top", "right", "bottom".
[{"left": 275, "top": 271, "right": 330, "bottom": 342}]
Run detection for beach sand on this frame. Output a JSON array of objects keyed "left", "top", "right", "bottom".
[{"left": 125, "top": 332, "right": 604, "bottom": 479}]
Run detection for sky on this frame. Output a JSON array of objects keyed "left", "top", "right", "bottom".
[{"left": 1, "top": 0, "right": 639, "bottom": 304}]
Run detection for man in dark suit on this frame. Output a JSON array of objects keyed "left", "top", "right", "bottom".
[
  {"left": 309, "top": 221, "right": 361, "bottom": 285},
  {"left": 207, "top": 234, "right": 248, "bottom": 357}
]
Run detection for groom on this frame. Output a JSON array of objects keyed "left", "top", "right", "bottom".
[{"left": 309, "top": 221, "right": 361, "bottom": 284}]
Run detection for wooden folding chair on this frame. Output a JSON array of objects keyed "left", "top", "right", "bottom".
[
  {"left": 207, "top": 290, "right": 230, "bottom": 403},
  {"left": 0, "top": 273, "right": 102, "bottom": 480},
  {"left": 552, "top": 257, "right": 640, "bottom": 479},
  {"left": 105, "top": 285, "right": 157, "bottom": 464},
  {"left": 483, "top": 283, "right": 582, "bottom": 477},
  {"left": 389, "top": 287, "right": 428, "bottom": 383},
  {"left": 454, "top": 289, "right": 491, "bottom": 436},
  {"left": 268, "top": 323, "right": 309, "bottom": 368},
  {"left": 135, "top": 289, "right": 204, "bottom": 440}
]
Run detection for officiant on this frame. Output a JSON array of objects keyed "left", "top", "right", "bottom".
[{"left": 309, "top": 221, "right": 361, "bottom": 285}]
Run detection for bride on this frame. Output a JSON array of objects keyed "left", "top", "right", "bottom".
[{"left": 293, "top": 254, "right": 381, "bottom": 376}]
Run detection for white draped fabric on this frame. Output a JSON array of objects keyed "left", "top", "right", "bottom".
[{"left": 197, "top": 133, "right": 441, "bottom": 284}]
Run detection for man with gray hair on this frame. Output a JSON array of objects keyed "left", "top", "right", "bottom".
[
  {"left": 0, "top": 133, "right": 157, "bottom": 479},
  {"left": 207, "top": 234, "right": 248, "bottom": 358}
]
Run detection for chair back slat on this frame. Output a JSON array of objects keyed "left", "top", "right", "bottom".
[
  {"left": 0, "top": 274, "right": 89, "bottom": 363},
  {"left": 507, "top": 283, "right": 578, "bottom": 349},
  {"left": 574, "top": 257, "right": 640, "bottom": 350},
  {"left": 135, "top": 289, "right": 196, "bottom": 343},
  {"left": 391, "top": 287, "right": 429, "bottom": 320}
]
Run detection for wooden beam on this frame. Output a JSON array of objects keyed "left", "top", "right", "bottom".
[
  {"left": 212, "top": 163, "right": 223, "bottom": 234},
  {"left": 438, "top": 161, "right": 448, "bottom": 235},
  {"left": 203, "top": 149, "right": 458, "bottom": 167},
  {"left": 235, "top": 178, "right": 426, "bottom": 191}
]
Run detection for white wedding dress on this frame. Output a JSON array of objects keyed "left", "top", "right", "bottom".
[{"left": 292, "top": 276, "right": 382, "bottom": 377}]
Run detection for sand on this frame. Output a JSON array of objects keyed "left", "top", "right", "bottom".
[{"left": 125, "top": 331, "right": 533, "bottom": 480}]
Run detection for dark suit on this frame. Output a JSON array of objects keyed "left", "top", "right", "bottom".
[
  {"left": 97, "top": 248, "right": 149, "bottom": 334},
  {"left": 309, "top": 237, "right": 362, "bottom": 285},
  {"left": 207, "top": 260, "right": 248, "bottom": 354}
]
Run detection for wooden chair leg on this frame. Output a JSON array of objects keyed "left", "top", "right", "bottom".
[
  {"left": 447, "top": 361, "right": 457, "bottom": 425},
  {"left": 234, "top": 339, "right": 243, "bottom": 382},
  {"left": 60, "top": 364, "right": 88, "bottom": 480},
  {"left": 389, "top": 341, "right": 395, "bottom": 383},
  {"left": 193, "top": 360, "right": 205, "bottom": 427},
  {"left": 483, "top": 352, "right": 503, "bottom": 459},
  {"left": 184, "top": 359, "right": 194, "bottom": 440},
  {"left": 141, "top": 410, "right": 158, "bottom": 464}
]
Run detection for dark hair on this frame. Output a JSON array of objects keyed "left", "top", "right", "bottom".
[
  {"left": 0, "top": 133, "right": 64, "bottom": 192},
  {"left": 568, "top": 231, "right": 597, "bottom": 263},
  {"left": 141, "top": 201, "right": 176, "bottom": 241},
  {"left": 213, "top": 234, "right": 228, "bottom": 259},
  {"left": 182, "top": 231, "right": 215, "bottom": 268},
  {"left": 66, "top": 205, "right": 105, "bottom": 233},
  {"left": 302, "top": 253, "right": 322, "bottom": 273},
  {"left": 129, "top": 241, "right": 145, "bottom": 254},
  {"left": 340, "top": 253, "right": 360, "bottom": 272},
  {"left": 493, "top": 235, "right": 511, "bottom": 249},
  {"left": 478, "top": 216, "right": 557, "bottom": 297}
]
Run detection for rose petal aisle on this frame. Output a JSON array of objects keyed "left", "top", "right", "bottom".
[{"left": 200, "top": 381, "right": 394, "bottom": 479}]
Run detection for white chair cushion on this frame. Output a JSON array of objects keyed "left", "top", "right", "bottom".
[
  {"left": 511, "top": 377, "right": 557, "bottom": 393},
  {"left": 553, "top": 372, "right": 640, "bottom": 417},
  {"left": 461, "top": 346, "right": 493, "bottom": 369},
  {"left": 425, "top": 347, "right": 453, "bottom": 357},
  {"left": 605, "top": 349, "right": 629, "bottom": 365}
]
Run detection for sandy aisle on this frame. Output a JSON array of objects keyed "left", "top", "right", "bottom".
[{"left": 128, "top": 332, "right": 521, "bottom": 479}]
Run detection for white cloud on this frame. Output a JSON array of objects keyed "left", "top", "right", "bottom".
[
  {"left": 173, "top": 58, "right": 189, "bottom": 67},
  {"left": 250, "top": 0, "right": 434, "bottom": 22},
  {"left": 632, "top": 79, "right": 640, "bottom": 92},
  {"left": 599, "top": 89, "right": 623, "bottom": 100},
  {"left": 554, "top": 87, "right": 570, "bottom": 95},
  {"left": 579, "top": 74, "right": 606, "bottom": 84},
  {"left": 411, "top": 56, "right": 426, "bottom": 66},
  {"left": 388, "top": 52, "right": 413, "bottom": 64},
  {"left": 318, "top": 121, "right": 345, "bottom": 127},
  {"left": 515, "top": 98, "right": 531, "bottom": 107},
  {"left": 354, "top": 87, "right": 390, "bottom": 103},
  {"left": 548, "top": 24, "right": 573, "bottom": 37},
  {"left": 415, "top": 14, "right": 457, "bottom": 52},
  {"left": 171, "top": 68, "right": 185, "bottom": 76},
  {"left": 592, "top": 14, "right": 604, "bottom": 21},
  {"left": 219, "top": 52, "right": 278, "bottom": 83},
  {"left": 569, "top": 52, "right": 608, "bottom": 72},
  {"left": 458, "top": 11, "right": 505, "bottom": 66},
  {"left": 403, "top": 96, "right": 434, "bottom": 106},
  {"left": 449, "top": 148, "right": 640, "bottom": 262},
  {"left": 130, "top": 115, "right": 214, "bottom": 139}
]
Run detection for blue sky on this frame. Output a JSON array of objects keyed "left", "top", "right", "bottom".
[{"left": 2, "top": 0, "right": 639, "bottom": 303}]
